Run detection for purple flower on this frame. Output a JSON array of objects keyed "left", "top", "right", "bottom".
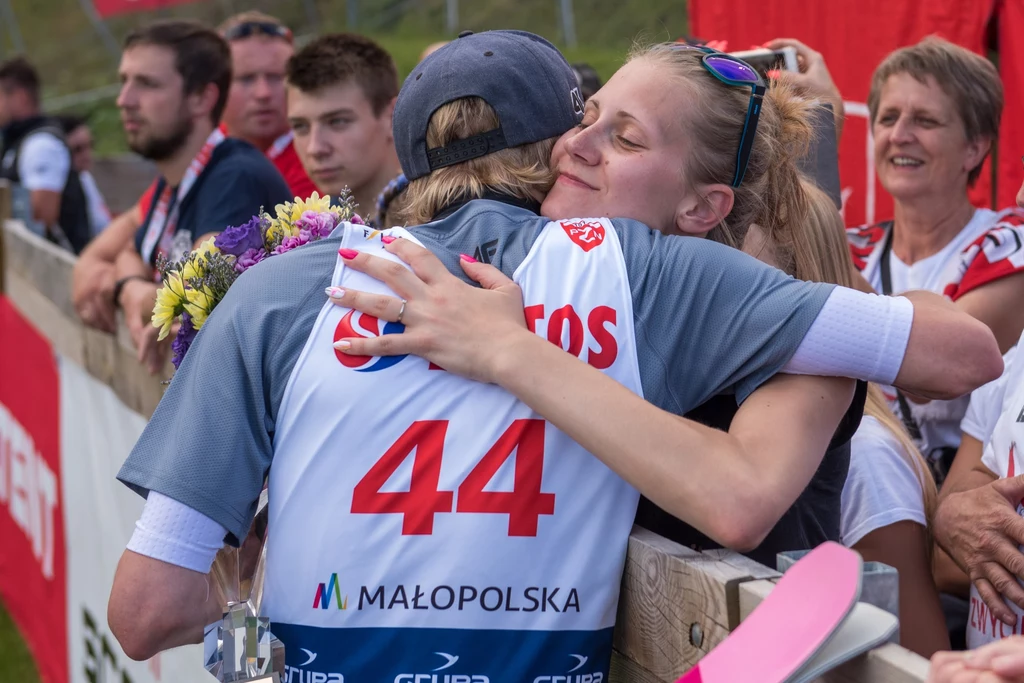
[
  {"left": 273, "top": 236, "right": 304, "bottom": 255},
  {"left": 234, "top": 247, "right": 266, "bottom": 273},
  {"left": 215, "top": 216, "right": 265, "bottom": 257},
  {"left": 296, "top": 210, "right": 336, "bottom": 238},
  {"left": 171, "top": 314, "right": 198, "bottom": 369},
  {"left": 350, "top": 214, "right": 365, "bottom": 225}
]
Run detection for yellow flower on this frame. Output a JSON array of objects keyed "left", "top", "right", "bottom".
[
  {"left": 151, "top": 272, "right": 185, "bottom": 340},
  {"left": 273, "top": 192, "right": 332, "bottom": 234},
  {"left": 182, "top": 286, "right": 216, "bottom": 330},
  {"left": 181, "top": 237, "right": 220, "bottom": 281}
]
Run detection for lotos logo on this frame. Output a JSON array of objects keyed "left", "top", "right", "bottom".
[
  {"left": 560, "top": 220, "right": 605, "bottom": 253},
  {"left": 334, "top": 310, "right": 407, "bottom": 371},
  {"left": 313, "top": 573, "right": 349, "bottom": 610}
]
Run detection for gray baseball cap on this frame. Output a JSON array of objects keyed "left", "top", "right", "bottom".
[{"left": 394, "top": 30, "right": 586, "bottom": 180}]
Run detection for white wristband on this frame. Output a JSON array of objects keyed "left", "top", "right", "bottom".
[
  {"left": 126, "top": 491, "right": 227, "bottom": 573},
  {"left": 784, "top": 287, "right": 913, "bottom": 385}
]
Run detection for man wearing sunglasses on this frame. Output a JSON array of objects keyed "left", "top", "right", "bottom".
[{"left": 218, "top": 11, "right": 318, "bottom": 200}]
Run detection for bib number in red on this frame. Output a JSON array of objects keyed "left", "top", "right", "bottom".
[{"left": 351, "top": 419, "right": 555, "bottom": 536}]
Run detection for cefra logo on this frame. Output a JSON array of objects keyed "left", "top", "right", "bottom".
[
  {"left": 313, "top": 573, "right": 349, "bottom": 610},
  {"left": 333, "top": 310, "right": 408, "bottom": 371}
]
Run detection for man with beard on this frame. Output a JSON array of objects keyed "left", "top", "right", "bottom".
[
  {"left": 72, "top": 15, "right": 310, "bottom": 336},
  {"left": 0, "top": 56, "right": 90, "bottom": 253},
  {"left": 110, "top": 20, "right": 291, "bottom": 374}
]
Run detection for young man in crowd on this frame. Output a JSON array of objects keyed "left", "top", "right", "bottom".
[
  {"left": 285, "top": 33, "right": 402, "bottom": 218},
  {"left": 71, "top": 12, "right": 311, "bottom": 337},
  {"left": 110, "top": 20, "right": 291, "bottom": 374},
  {"left": 0, "top": 56, "right": 90, "bottom": 253},
  {"left": 218, "top": 11, "right": 317, "bottom": 199}
]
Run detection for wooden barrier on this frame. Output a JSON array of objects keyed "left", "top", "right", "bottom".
[{"left": 1, "top": 217, "right": 930, "bottom": 683}]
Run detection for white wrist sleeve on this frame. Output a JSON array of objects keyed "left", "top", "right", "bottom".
[
  {"left": 783, "top": 287, "right": 913, "bottom": 385},
  {"left": 126, "top": 491, "right": 227, "bottom": 573}
]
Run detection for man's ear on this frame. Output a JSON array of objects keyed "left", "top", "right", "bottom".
[
  {"left": 675, "top": 184, "right": 734, "bottom": 236},
  {"left": 381, "top": 96, "right": 397, "bottom": 138},
  {"left": 190, "top": 82, "right": 221, "bottom": 122}
]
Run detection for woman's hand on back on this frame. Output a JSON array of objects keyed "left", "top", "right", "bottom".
[{"left": 331, "top": 238, "right": 534, "bottom": 383}]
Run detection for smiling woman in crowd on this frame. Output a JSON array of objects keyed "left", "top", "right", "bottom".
[{"left": 847, "top": 36, "right": 1024, "bottom": 485}]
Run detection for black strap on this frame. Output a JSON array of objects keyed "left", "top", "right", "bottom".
[
  {"left": 427, "top": 128, "right": 508, "bottom": 171},
  {"left": 877, "top": 221, "right": 924, "bottom": 442}
]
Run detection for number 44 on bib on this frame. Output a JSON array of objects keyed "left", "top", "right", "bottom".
[{"left": 351, "top": 419, "right": 555, "bottom": 536}]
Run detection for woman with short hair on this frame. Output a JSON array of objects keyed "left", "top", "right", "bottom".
[{"left": 848, "top": 36, "right": 1024, "bottom": 483}]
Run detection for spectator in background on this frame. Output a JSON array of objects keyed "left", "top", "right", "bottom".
[
  {"left": 799, "top": 181, "right": 948, "bottom": 657},
  {"left": 218, "top": 11, "right": 318, "bottom": 199},
  {"left": 0, "top": 56, "right": 91, "bottom": 253},
  {"left": 58, "top": 114, "right": 111, "bottom": 237},
  {"left": 73, "top": 12, "right": 314, "bottom": 335},
  {"left": 846, "top": 36, "right": 1024, "bottom": 486},
  {"left": 112, "top": 20, "right": 291, "bottom": 374},
  {"left": 285, "top": 33, "right": 402, "bottom": 217}
]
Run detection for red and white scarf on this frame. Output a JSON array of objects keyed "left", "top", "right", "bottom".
[{"left": 139, "top": 127, "right": 227, "bottom": 266}]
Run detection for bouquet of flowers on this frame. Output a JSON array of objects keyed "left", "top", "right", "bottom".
[{"left": 152, "top": 192, "right": 362, "bottom": 369}]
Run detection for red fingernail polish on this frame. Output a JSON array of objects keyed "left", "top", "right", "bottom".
[
  {"left": 338, "top": 248, "right": 359, "bottom": 259},
  {"left": 381, "top": 235, "right": 397, "bottom": 244},
  {"left": 459, "top": 253, "right": 478, "bottom": 263}
]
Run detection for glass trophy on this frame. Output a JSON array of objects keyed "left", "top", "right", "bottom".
[{"left": 204, "top": 490, "right": 284, "bottom": 682}]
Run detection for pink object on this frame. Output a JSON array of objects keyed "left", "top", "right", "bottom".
[
  {"left": 677, "top": 542, "right": 862, "bottom": 683},
  {"left": 382, "top": 235, "right": 397, "bottom": 245}
]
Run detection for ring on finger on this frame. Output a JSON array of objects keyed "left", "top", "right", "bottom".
[{"left": 397, "top": 299, "right": 407, "bottom": 324}]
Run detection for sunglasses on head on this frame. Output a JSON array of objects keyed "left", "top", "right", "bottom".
[
  {"left": 223, "top": 21, "right": 293, "bottom": 44},
  {"left": 671, "top": 44, "right": 767, "bottom": 188}
]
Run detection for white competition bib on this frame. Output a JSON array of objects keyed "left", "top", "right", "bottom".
[{"left": 265, "top": 218, "right": 643, "bottom": 683}]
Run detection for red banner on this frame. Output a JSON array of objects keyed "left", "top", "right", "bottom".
[
  {"left": 92, "top": 0, "right": 202, "bottom": 19},
  {"left": 997, "top": 0, "right": 1024, "bottom": 212},
  {"left": 691, "top": 0, "right": 1000, "bottom": 227},
  {"left": 0, "top": 297, "right": 66, "bottom": 683}
]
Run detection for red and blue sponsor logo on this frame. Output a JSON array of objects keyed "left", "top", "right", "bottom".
[{"left": 334, "top": 310, "right": 407, "bottom": 372}]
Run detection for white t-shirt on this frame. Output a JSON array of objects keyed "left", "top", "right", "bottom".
[
  {"left": 968, "top": 330, "right": 1024, "bottom": 647},
  {"left": 79, "top": 170, "right": 111, "bottom": 235},
  {"left": 841, "top": 415, "right": 928, "bottom": 548},
  {"left": 962, "top": 346, "right": 1018, "bottom": 444},
  {"left": 14, "top": 131, "right": 70, "bottom": 192}
]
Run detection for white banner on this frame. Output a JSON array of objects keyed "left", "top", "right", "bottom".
[{"left": 59, "top": 356, "right": 207, "bottom": 682}]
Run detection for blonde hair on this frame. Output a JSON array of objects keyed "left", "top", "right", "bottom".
[
  {"left": 630, "top": 44, "right": 815, "bottom": 248},
  {"left": 776, "top": 180, "right": 939, "bottom": 533},
  {"left": 396, "top": 97, "right": 557, "bottom": 226},
  {"left": 868, "top": 36, "right": 1002, "bottom": 186}
]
